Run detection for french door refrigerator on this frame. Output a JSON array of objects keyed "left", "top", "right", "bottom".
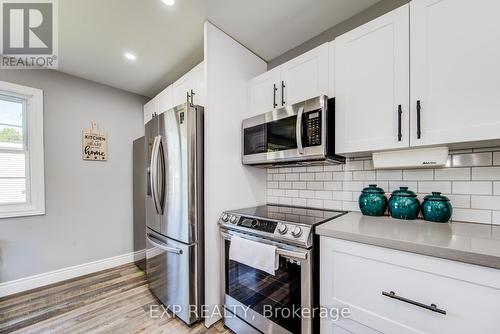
[{"left": 145, "top": 102, "right": 204, "bottom": 325}]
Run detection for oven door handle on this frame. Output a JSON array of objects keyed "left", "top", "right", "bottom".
[
  {"left": 296, "top": 106, "right": 305, "bottom": 155},
  {"left": 221, "top": 231, "right": 308, "bottom": 260}
]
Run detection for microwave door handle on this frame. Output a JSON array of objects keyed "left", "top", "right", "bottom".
[{"left": 296, "top": 106, "right": 305, "bottom": 154}]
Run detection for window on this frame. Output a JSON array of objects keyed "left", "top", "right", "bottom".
[{"left": 0, "top": 81, "right": 44, "bottom": 218}]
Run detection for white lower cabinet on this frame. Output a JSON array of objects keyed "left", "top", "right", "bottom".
[{"left": 320, "top": 237, "right": 500, "bottom": 334}]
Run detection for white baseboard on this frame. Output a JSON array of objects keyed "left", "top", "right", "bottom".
[{"left": 0, "top": 249, "right": 146, "bottom": 298}]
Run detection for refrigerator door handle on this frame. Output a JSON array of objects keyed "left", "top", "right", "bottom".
[
  {"left": 150, "top": 136, "right": 165, "bottom": 215},
  {"left": 147, "top": 234, "right": 183, "bottom": 254}
]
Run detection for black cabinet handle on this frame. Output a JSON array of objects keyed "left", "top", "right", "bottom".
[
  {"left": 398, "top": 104, "right": 403, "bottom": 142},
  {"left": 417, "top": 100, "right": 422, "bottom": 139},
  {"left": 281, "top": 81, "right": 286, "bottom": 106},
  {"left": 273, "top": 84, "right": 278, "bottom": 108},
  {"left": 382, "top": 291, "right": 446, "bottom": 315}
]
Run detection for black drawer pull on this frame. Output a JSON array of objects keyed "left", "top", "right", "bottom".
[
  {"left": 281, "top": 81, "right": 286, "bottom": 106},
  {"left": 416, "top": 100, "right": 422, "bottom": 139},
  {"left": 397, "top": 104, "right": 403, "bottom": 142},
  {"left": 382, "top": 291, "right": 446, "bottom": 315}
]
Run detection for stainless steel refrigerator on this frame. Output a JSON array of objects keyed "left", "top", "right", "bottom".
[{"left": 145, "top": 102, "right": 204, "bottom": 325}]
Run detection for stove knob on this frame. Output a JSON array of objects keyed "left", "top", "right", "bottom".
[
  {"left": 251, "top": 220, "right": 259, "bottom": 228},
  {"left": 277, "top": 224, "right": 288, "bottom": 235},
  {"left": 229, "top": 216, "right": 237, "bottom": 224},
  {"left": 291, "top": 226, "right": 303, "bottom": 238},
  {"left": 222, "top": 214, "right": 229, "bottom": 222}
]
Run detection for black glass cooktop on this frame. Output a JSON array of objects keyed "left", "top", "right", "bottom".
[{"left": 228, "top": 205, "right": 346, "bottom": 226}]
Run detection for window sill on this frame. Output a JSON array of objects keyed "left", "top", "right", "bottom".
[{"left": 0, "top": 206, "right": 45, "bottom": 219}]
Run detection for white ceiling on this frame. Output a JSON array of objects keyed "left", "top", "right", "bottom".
[{"left": 59, "top": 0, "right": 379, "bottom": 97}]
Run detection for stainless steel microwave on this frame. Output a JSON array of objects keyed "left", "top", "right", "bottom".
[{"left": 242, "top": 95, "right": 345, "bottom": 166}]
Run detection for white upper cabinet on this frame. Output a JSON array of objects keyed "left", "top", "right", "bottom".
[
  {"left": 335, "top": 5, "right": 410, "bottom": 155},
  {"left": 144, "top": 62, "right": 205, "bottom": 124},
  {"left": 172, "top": 61, "right": 205, "bottom": 107},
  {"left": 280, "top": 42, "right": 329, "bottom": 106},
  {"left": 247, "top": 67, "right": 281, "bottom": 116},
  {"left": 143, "top": 97, "right": 159, "bottom": 125},
  {"left": 157, "top": 86, "right": 173, "bottom": 114},
  {"left": 246, "top": 43, "right": 329, "bottom": 116},
  {"left": 328, "top": 41, "right": 335, "bottom": 98},
  {"left": 410, "top": 0, "right": 500, "bottom": 147}
]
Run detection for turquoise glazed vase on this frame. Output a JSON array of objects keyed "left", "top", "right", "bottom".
[
  {"left": 359, "top": 184, "right": 388, "bottom": 216},
  {"left": 422, "top": 192, "right": 453, "bottom": 223},
  {"left": 388, "top": 187, "right": 420, "bottom": 220}
]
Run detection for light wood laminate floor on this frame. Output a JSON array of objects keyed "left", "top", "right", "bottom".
[{"left": 0, "top": 263, "right": 232, "bottom": 334}]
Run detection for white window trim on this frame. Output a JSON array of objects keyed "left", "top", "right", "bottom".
[{"left": 0, "top": 80, "right": 45, "bottom": 218}]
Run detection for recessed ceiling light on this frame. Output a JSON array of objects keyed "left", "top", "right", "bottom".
[
  {"left": 162, "top": 0, "right": 175, "bottom": 6},
  {"left": 124, "top": 52, "right": 137, "bottom": 61}
]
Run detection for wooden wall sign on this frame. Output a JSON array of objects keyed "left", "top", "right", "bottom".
[{"left": 82, "top": 122, "right": 107, "bottom": 161}]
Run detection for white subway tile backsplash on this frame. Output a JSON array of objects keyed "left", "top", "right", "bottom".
[
  {"left": 266, "top": 150, "right": 500, "bottom": 225},
  {"left": 434, "top": 168, "right": 470, "bottom": 180},
  {"left": 300, "top": 173, "right": 315, "bottom": 181},
  {"left": 495, "top": 182, "right": 500, "bottom": 195},
  {"left": 315, "top": 191, "right": 333, "bottom": 200},
  {"left": 299, "top": 190, "right": 315, "bottom": 199},
  {"left": 324, "top": 200, "right": 343, "bottom": 210},
  {"left": 472, "top": 167, "right": 500, "bottom": 180},
  {"left": 307, "top": 199, "right": 323, "bottom": 209},
  {"left": 315, "top": 172, "right": 333, "bottom": 181},
  {"left": 332, "top": 172, "right": 353, "bottom": 181},
  {"left": 446, "top": 194, "right": 471, "bottom": 209},
  {"left": 493, "top": 211, "right": 500, "bottom": 225},
  {"left": 292, "top": 181, "right": 307, "bottom": 190},
  {"left": 343, "top": 181, "right": 364, "bottom": 192},
  {"left": 307, "top": 181, "right": 323, "bottom": 190},
  {"left": 285, "top": 189, "right": 300, "bottom": 198},
  {"left": 279, "top": 181, "right": 292, "bottom": 189},
  {"left": 418, "top": 181, "right": 452, "bottom": 194},
  {"left": 452, "top": 208, "right": 491, "bottom": 224},
  {"left": 307, "top": 166, "right": 324, "bottom": 172},
  {"left": 471, "top": 196, "right": 500, "bottom": 210},
  {"left": 292, "top": 198, "right": 307, "bottom": 207},
  {"left": 324, "top": 181, "right": 342, "bottom": 191},
  {"left": 353, "top": 171, "right": 376, "bottom": 181},
  {"left": 377, "top": 170, "right": 403, "bottom": 181},
  {"left": 324, "top": 165, "right": 343, "bottom": 172},
  {"left": 273, "top": 174, "right": 286, "bottom": 181},
  {"left": 268, "top": 181, "right": 278, "bottom": 189},
  {"left": 403, "top": 169, "right": 434, "bottom": 181},
  {"left": 452, "top": 181, "right": 492, "bottom": 195},
  {"left": 343, "top": 201, "right": 360, "bottom": 212},
  {"left": 279, "top": 197, "right": 292, "bottom": 206}
]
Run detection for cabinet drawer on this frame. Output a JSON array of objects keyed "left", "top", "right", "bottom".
[
  {"left": 320, "top": 237, "right": 500, "bottom": 334},
  {"left": 321, "top": 317, "right": 381, "bottom": 334}
]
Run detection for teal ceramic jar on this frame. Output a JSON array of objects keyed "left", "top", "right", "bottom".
[
  {"left": 388, "top": 187, "right": 420, "bottom": 220},
  {"left": 359, "top": 184, "right": 388, "bottom": 217},
  {"left": 422, "top": 192, "right": 453, "bottom": 223}
]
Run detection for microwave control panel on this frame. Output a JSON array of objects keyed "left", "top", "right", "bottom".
[{"left": 303, "top": 109, "right": 322, "bottom": 147}]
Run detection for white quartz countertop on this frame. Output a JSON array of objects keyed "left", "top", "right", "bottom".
[{"left": 316, "top": 212, "right": 500, "bottom": 269}]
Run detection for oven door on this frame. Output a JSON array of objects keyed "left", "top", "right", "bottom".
[
  {"left": 242, "top": 95, "right": 327, "bottom": 165},
  {"left": 221, "top": 230, "right": 312, "bottom": 334}
]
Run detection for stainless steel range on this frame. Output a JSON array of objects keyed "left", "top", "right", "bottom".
[{"left": 219, "top": 205, "right": 346, "bottom": 334}]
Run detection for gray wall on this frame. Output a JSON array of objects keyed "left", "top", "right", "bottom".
[
  {"left": 268, "top": 0, "right": 409, "bottom": 69},
  {"left": 0, "top": 70, "right": 147, "bottom": 282}
]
